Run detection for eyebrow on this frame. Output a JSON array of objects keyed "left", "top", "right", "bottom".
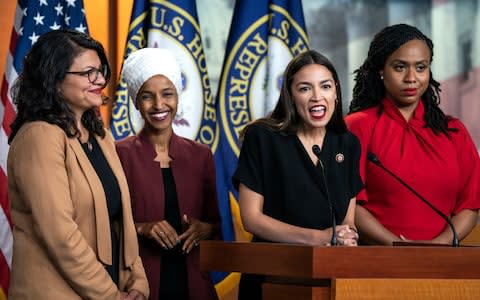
[
  {"left": 390, "top": 59, "right": 430, "bottom": 64},
  {"left": 139, "top": 87, "right": 175, "bottom": 94},
  {"left": 296, "top": 79, "right": 334, "bottom": 86}
]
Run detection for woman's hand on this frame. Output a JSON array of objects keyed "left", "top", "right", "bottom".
[
  {"left": 125, "top": 289, "right": 147, "bottom": 300},
  {"left": 136, "top": 221, "right": 180, "bottom": 249},
  {"left": 179, "top": 214, "right": 213, "bottom": 254},
  {"left": 336, "top": 224, "right": 359, "bottom": 246}
]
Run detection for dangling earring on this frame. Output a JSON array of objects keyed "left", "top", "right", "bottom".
[{"left": 380, "top": 74, "right": 384, "bottom": 80}]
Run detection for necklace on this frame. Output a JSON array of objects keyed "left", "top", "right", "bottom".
[
  {"left": 79, "top": 137, "right": 93, "bottom": 152},
  {"left": 86, "top": 140, "right": 93, "bottom": 152}
]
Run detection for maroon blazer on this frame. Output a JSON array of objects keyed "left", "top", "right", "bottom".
[{"left": 116, "top": 130, "right": 221, "bottom": 300}]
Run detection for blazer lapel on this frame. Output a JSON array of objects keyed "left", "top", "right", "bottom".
[{"left": 68, "top": 137, "right": 112, "bottom": 265}]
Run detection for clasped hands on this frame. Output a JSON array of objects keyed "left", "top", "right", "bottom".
[
  {"left": 137, "top": 214, "right": 212, "bottom": 254},
  {"left": 120, "top": 289, "right": 146, "bottom": 300},
  {"left": 326, "top": 224, "right": 358, "bottom": 246}
]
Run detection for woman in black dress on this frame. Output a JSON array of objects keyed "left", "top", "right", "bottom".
[{"left": 233, "top": 50, "right": 363, "bottom": 299}]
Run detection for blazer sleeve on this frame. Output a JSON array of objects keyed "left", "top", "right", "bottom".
[
  {"left": 124, "top": 255, "right": 150, "bottom": 296},
  {"left": 10, "top": 125, "right": 124, "bottom": 300}
]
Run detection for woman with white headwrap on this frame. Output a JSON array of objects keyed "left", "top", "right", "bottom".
[{"left": 116, "top": 48, "right": 221, "bottom": 300}]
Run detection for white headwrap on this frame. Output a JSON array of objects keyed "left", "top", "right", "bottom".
[{"left": 122, "top": 48, "right": 182, "bottom": 106}]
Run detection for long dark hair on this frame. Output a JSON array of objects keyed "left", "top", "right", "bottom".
[
  {"left": 349, "top": 23, "right": 452, "bottom": 136},
  {"left": 243, "top": 50, "right": 346, "bottom": 136},
  {"left": 9, "top": 29, "right": 111, "bottom": 143}
]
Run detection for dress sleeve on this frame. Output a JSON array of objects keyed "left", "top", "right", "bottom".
[
  {"left": 450, "top": 120, "right": 480, "bottom": 214},
  {"left": 345, "top": 113, "right": 371, "bottom": 203},
  {"left": 348, "top": 132, "right": 364, "bottom": 199},
  {"left": 232, "top": 125, "right": 265, "bottom": 195}
]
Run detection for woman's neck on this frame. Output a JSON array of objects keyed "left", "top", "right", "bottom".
[
  {"left": 298, "top": 126, "right": 326, "bottom": 141},
  {"left": 297, "top": 126, "right": 327, "bottom": 149},
  {"left": 76, "top": 119, "right": 89, "bottom": 143},
  {"left": 397, "top": 102, "right": 419, "bottom": 122},
  {"left": 145, "top": 127, "right": 173, "bottom": 166},
  {"left": 146, "top": 127, "right": 173, "bottom": 151}
]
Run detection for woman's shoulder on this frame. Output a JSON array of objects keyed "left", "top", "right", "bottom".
[
  {"left": 11, "top": 121, "right": 65, "bottom": 144},
  {"left": 173, "top": 134, "right": 212, "bottom": 155},
  {"left": 447, "top": 117, "right": 477, "bottom": 145},
  {"left": 19, "top": 120, "right": 63, "bottom": 133},
  {"left": 344, "top": 107, "right": 379, "bottom": 128},
  {"left": 115, "top": 134, "right": 139, "bottom": 150},
  {"left": 244, "top": 123, "right": 283, "bottom": 140},
  {"left": 447, "top": 117, "right": 468, "bottom": 132},
  {"left": 8, "top": 122, "right": 68, "bottom": 159},
  {"left": 344, "top": 107, "right": 380, "bottom": 141},
  {"left": 331, "top": 130, "right": 361, "bottom": 150}
]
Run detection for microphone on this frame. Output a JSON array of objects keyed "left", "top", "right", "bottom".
[
  {"left": 367, "top": 152, "right": 459, "bottom": 247},
  {"left": 312, "top": 145, "right": 337, "bottom": 246}
]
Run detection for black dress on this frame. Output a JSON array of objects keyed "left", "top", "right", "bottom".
[
  {"left": 80, "top": 135, "right": 122, "bottom": 285},
  {"left": 158, "top": 168, "right": 189, "bottom": 300},
  {"left": 232, "top": 125, "right": 363, "bottom": 299}
]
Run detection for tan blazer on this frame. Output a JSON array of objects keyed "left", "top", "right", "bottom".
[{"left": 7, "top": 121, "right": 149, "bottom": 300}]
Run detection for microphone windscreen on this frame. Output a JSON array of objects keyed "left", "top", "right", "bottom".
[
  {"left": 312, "top": 145, "right": 321, "bottom": 156},
  {"left": 367, "top": 152, "right": 380, "bottom": 164}
]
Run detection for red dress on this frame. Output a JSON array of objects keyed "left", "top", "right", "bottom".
[{"left": 345, "top": 98, "right": 480, "bottom": 240}]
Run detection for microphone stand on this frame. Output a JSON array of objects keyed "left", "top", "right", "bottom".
[
  {"left": 367, "top": 152, "right": 460, "bottom": 247},
  {"left": 313, "top": 145, "right": 337, "bottom": 246}
]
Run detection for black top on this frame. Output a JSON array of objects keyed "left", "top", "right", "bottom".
[
  {"left": 233, "top": 125, "right": 363, "bottom": 238},
  {"left": 159, "top": 168, "right": 188, "bottom": 300},
  {"left": 80, "top": 135, "right": 122, "bottom": 285}
]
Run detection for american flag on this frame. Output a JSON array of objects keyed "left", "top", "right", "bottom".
[{"left": 0, "top": 1, "right": 88, "bottom": 297}]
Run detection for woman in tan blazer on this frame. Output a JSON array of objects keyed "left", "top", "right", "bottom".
[{"left": 7, "top": 30, "right": 149, "bottom": 300}]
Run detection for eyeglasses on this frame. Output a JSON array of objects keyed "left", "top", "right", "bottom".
[{"left": 66, "top": 66, "right": 107, "bottom": 84}]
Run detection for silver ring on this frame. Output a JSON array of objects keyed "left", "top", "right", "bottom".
[
  {"left": 194, "top": 241, "right": 199, "bottom": 246},
  {"left": 159, "top": 231, "right": 164, "bottom": 235}
]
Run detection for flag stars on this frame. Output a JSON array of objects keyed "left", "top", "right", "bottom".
[
  {"left": 39, "top": 0, "right": 48, "bottom": 6},
  {"left": 75, "top": 23, "right": 87, "bottom": 33},
  {"left": 33, "top": 12, "right": 45, "bottom": 25},
  {"left": 64, "top": 15, "right": 71, "bottom": 26},
  {"left": 66, "top": 0, "right": 76, "bottom": 7},
  {"left": 54, "top": 3, "right": 64, "bottom": 16},
  {"left": 29, "top": 32, "right": 40, "bottom": 45},
  {"left": 22, "top": 8, "right": 28, "bottom": 16},
  {"left": 50, "top": 22, "right": 61, "bottom": 30}
]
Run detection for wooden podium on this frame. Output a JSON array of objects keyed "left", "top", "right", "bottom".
[{"left": 200, "top": 241, "right": 480, "bottom": 299}]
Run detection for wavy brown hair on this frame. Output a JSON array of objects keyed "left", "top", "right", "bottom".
[
  {"left": 242, "top": 50, "right": 346, "bottom": 137},
  {"left": 9, "top": 29, "right": 111, "bottom": 143}
]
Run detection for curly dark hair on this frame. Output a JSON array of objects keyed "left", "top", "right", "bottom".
[
  {"left": 8, "top": 29, "right": 111, "bottom": 143},
  {"left": 243, "top": 49, "right": 346, "bottom": 136},
  {"left": 348, "top": 23, "right": 453, "bottom": 136}
]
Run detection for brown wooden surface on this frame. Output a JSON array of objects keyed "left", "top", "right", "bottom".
[
  {"left": 262, "top": 283, "right": 330, "bottom": 300},
  {"left": 200, "top": 241, "right": 315, "bottom": 278},
  {"left": 463, "top": 224, "right": 480, "bottom": 246},
  {"left": 332, "top": 279, "right": 480, "bottom": 300},
  {"left": 200, "top": 241, "right": 480, "bottom": 279}
]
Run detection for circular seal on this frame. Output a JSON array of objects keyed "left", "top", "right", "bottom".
[
  {"left": 110, "top": 1, "right": 217, "bottom": 149},
  {"left": 219, "top": 4, "right": 309, "bottom": 157}
]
